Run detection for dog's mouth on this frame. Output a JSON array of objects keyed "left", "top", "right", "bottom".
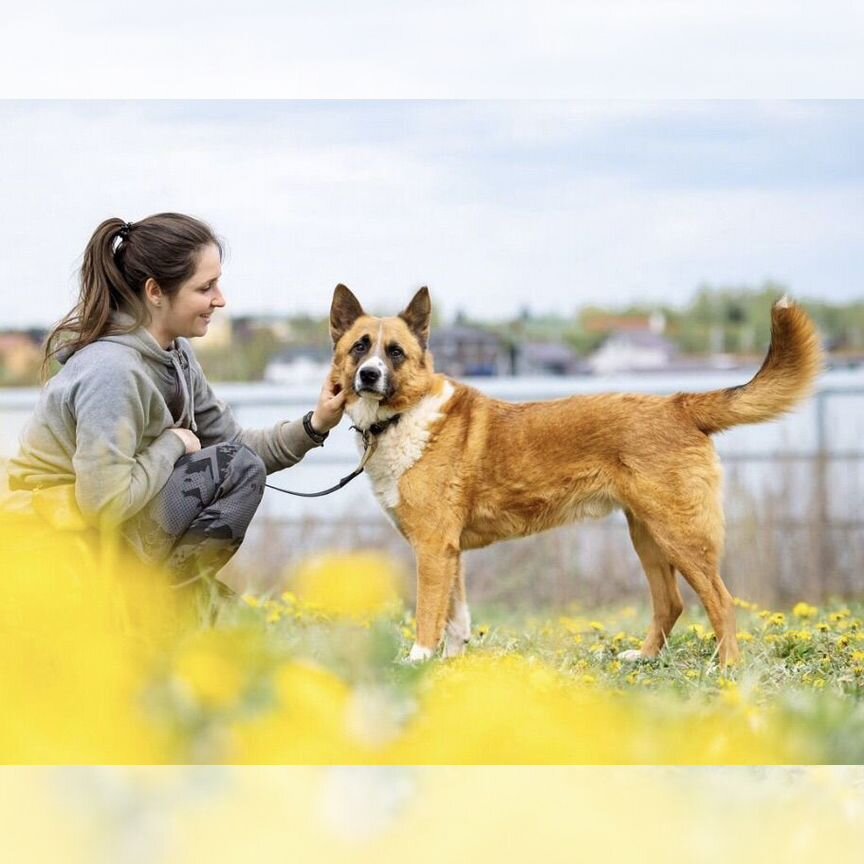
[{"left": 355, "top": 386, "right": 386, "bottom": 401}]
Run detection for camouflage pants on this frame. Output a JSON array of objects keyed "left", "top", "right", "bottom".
[{"left": 122, "top": 442, "right": 266, "bottom": 593}]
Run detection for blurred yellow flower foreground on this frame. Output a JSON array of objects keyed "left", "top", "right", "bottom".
[{"left": 0, "top": 514, "right": 858, "bottom": 764}]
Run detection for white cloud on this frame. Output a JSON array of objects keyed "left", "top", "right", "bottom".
[{"left": 0, "top": 101, "right": 861, "bottom": 328}]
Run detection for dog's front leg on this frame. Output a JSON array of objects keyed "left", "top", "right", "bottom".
[
  {"left": 409, "top": 541, "right": 461, "bottom": 662},
  {"left": 443, "top": 560, "right": 471, "bottom": 658}
]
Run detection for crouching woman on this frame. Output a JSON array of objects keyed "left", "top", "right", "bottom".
[{"left": 3, "top": 213, "right": 344, "bottom": 594}]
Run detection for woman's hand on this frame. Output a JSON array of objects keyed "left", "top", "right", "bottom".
[
  {"left": 169, "top": 427, "right": 201, "bottom": 454},
  {"left": 310, "top": 377, "right": 346, "bottom": 434}
]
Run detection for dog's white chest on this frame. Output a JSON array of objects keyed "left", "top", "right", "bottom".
[{"left": 355, "top": 382, "right": 454, "bottom": 509}]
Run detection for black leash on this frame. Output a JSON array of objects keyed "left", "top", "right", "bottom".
[{"left": 263, "top": 415, "right": 401, "bottom": 499}]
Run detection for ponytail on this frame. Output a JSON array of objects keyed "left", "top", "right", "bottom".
[{"left": 42, "top": 213, "right": 222, "bottom": 380}]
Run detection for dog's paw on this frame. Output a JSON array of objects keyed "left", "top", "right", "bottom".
[
  {"left": 617, "top": 649, "right": 648, "bottom": 662},
  {"left": 407, "top": 643, "right": 434, "bottom": 663},
  {"left": 443, "top": 634, "right": 469, "bottom": 658}
]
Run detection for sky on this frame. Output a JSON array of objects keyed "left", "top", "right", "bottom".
[{"left": 1, "top": 99, "right": 862, "bottom": 328}]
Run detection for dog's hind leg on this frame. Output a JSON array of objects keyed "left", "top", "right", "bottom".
[
  {"left": 640, "top": 518, "right": 739, "bottom": 666},
  {"left": 443, "top": 561, "right": 471, "bottom": 658},
  {"left": 409, "top": 540, "right": 461, "bottom": 662},
  {"left": 620, "top": 513, "right": 683, "bottom": 661}
]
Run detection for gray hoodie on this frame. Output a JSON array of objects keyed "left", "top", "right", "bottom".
[{"left": 6, "top": 317, "right": 320, "bottom": 526}]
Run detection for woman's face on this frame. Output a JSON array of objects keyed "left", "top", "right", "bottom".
[{"left": 149, "top": 243, "right": 225, "bottom": 346}]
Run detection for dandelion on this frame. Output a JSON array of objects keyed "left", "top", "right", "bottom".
[
  {"left": 768, "top": 613, "right": 786, "bottom": 627},
  {"left": 589, "top": 621, "right": 606, "bottom": 633},
  {"left": 292, "top": 551, "right": 404, "bottom": 622},
  {"left": 171, "top": 629, "right": 264, "bottom": 712}
]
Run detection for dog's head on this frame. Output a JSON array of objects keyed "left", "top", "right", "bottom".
[{"left": 329, "top": 284, "right": 435, "bottom": 427}]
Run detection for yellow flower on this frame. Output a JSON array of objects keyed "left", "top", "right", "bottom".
[
  {"left": 737, "top": 631, "right": 754, "bottom": 643},
  {"left": 589, "top": 621, "right": 606, "bottom": 632},
  {"left": 292, "top": 551, "right": 404, "bottom": 621},
  {"left": 242, "top": 594, "right": 261, "bottom": 608},
  {"left": 768, "top": 613, "right": 786, "bottom": 627},
  {"left": 792, "top": 602, "right": 818, "bottom": 619},
  {"left": 173, "top": 630, "right": 251, "bottom": 710}
]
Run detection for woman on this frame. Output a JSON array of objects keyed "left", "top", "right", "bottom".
[{"left": 4, "top": 213, "right": 344, "bottom": 592}]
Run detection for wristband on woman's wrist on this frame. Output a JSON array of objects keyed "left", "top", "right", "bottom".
[{"left": 302, "top": 410, "right": 329, "bottom": 445}]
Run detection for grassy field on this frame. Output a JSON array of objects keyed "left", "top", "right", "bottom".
[{"left": 2, "top": 521, "right": 863, "bottom": 764}]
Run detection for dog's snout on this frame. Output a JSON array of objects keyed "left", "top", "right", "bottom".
[{"left": 360, "top": 367, "right": 381, "bottom": 386}]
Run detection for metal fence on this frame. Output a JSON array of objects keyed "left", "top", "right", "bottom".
[{"left": 3, "top": 374, "right": 863, "bottom": 606}]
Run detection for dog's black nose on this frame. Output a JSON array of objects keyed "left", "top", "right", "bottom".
[{"left": 359, "top": 367, "right": 381, "bottom": 386}]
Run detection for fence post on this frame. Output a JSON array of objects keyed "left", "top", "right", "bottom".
[{"left": 813, "top": 390, "right": 832, "bottom": 600}]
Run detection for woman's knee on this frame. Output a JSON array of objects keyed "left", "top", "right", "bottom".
[{"left": 232, "top": 445, "right": 266, "bottom": 491}]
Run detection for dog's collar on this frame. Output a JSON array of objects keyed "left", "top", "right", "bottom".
[{"left": 351, "top": 413, "right": 402, "bottom": 441}]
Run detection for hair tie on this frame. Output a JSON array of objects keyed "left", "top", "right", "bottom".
[{"left": 118, "top": 221, "right": 134, "bottom": 240}]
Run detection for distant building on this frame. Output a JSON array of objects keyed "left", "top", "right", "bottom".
[
  {"left": 582, "top": 311, "right": 667, "bottom": 336},
  {"left": 589, "top": 330, "right": 678, "bottom": 375},
  {"left": 232, "top": 314, "right": 293, "bottom": 343},
  {"left": 429, "top": 325, "right": 507, "bottom": 376},
  {"left": 517, "top": 341, "right": 588, "bottom": 376},
  {"left": 0, "top": 331, "right": 42, "bottom": 382}
]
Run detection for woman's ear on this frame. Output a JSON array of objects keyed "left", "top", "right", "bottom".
[{"left": 144, "top": 277, "right": 164, "bottom": 308}]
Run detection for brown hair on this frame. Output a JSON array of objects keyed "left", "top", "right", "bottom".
[{"left": 42, "top": 212, "right": 223, "bottom": 378}]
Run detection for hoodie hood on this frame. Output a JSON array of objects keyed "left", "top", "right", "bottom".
[{"left": 59, "top": 311, "right": 198, "bottom": 432}]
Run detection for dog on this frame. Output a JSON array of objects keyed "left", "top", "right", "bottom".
[{"left": 328, "top": 284, "right": 822, "bottom": 665}]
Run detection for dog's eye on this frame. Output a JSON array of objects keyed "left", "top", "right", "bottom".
[
  {"left": 351, "top": 340, "right": 368, "bottom": 356},
  {"left": 388, "top": 346, "right": 405, "bottom": 360}
]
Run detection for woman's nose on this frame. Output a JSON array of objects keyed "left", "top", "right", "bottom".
[{"left": 212, "top": 287, "right": 226, "bottom": 307}]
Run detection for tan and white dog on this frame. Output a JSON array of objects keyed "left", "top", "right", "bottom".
[{"left": 328, "top": 284, "right": 822, "bottom": 665}]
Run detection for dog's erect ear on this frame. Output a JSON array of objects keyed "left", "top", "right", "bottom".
[
  {"left": 399, "top": 286, "right": 431, "bottom": 350},
  {"left": 330, "top": 284, "right": 366, "bottom": 346}
]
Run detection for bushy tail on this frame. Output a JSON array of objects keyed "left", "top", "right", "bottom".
[{"left": 676, "top": 298, "right": 824, "bottom": 435}]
